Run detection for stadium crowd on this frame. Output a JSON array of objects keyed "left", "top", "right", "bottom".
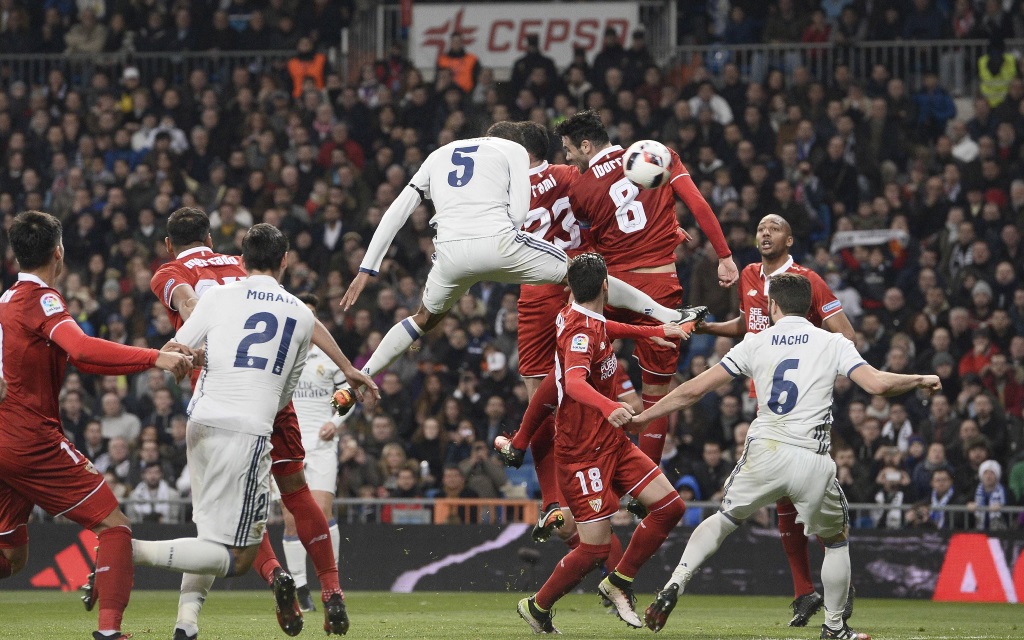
[{"left": 0, "top": 0, "right": 1022, "bottom": 530}]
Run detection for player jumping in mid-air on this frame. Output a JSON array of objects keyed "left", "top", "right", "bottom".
[
  {"left": 517, "top": 253, "right": 685, "bottom": 633},
  {"left": 339, "top": 123, "right": 703, "bottom": 379},
  {"left": 0, "top": 210, "right": 193, "bottom": 640},
  {"left": 281, "top": 292, "right": 351, "bottom": 612},
  {"left": 146, "top": 208, "right": 375, "bottom": 637},
  {"left": 699, "top": 213, "right": 857, "bottom": 626},
  {"left": 130, "top": 225, "right": 319, "bottom": 631},
  {"left": 554, "top": 110, "right": 737, "bottom": 480},
  {"left": 636, "top": 273, "right": 941, "bottom": 639}
]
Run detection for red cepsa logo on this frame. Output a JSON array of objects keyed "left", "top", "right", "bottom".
[{"left": 933, "top": 533, "right": 1023, "bottom": 603}]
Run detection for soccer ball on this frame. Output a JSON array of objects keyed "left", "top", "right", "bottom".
[{"left": 623, "top": 140, "right": 672, "bottom": 189}]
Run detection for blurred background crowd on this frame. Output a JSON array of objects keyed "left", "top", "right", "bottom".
[{"left": 1, "top": 0, "right": 1022, "bottom": 529}]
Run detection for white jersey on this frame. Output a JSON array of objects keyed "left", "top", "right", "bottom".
[
  {"left": 291, "top": 345, "right": 346, "bottom": 449},
  {"left": 360, "top": 136, "right": 530, "bottom": 274},
  {"left": 719, "top": 315, "right": 866, "bottom": 454},
  {"left": 175, "top": 275, "right": 315, "bottom": 437}
]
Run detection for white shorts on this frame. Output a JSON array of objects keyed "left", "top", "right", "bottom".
[
  {"left": 302, "top": 439, "right": 339, "bottom": 494},
  {"left": 720, "top": 438, "right": 848, "bottom": 538},
  {"left": 422, "top": 230, "right": 567, "bottom": 314},
  {"left": 187, "top": 421, "right": 272, "bottom": 548}
]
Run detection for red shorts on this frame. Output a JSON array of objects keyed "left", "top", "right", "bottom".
[
  {"left": 605, "top": 270, "right": 683, "bottom": 379},
  {"left": 0, "top": 434, "right": 118, "bottom": 547},
  {"left": 614, "top": 369, "right": 636, "bottom": 399},
  {"left": 517, "top": 283, "right": 570, "bottom": 377},
  {"left": 557, "top": 441, "right": 661, "bottom": 524},
  {"left": 271, "top": 402, "right": 305, "bottom": 478}
]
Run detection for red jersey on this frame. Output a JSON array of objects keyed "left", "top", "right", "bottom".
[
  {"left": 0, "top": 274, "right": 82, "bottom": 441},
  {"left": 737, "top": 257, "right": 842, "bottom": 334},
  {"left": 569, "top": 145, "right": 729, "bottom": 272},
  {"left": 150, "top": 246, "right": 246, "bottom": 331},
  {"left": 522, "top": 161, "right": 583, "bottom": 255},
  {"left": 553, "top": 303, "right": 628, "bottom": 461}
]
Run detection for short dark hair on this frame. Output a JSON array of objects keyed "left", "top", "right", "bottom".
[
  {"left": 486, "top": 120, "right": 523, "bottom": 145},
  {"left": 520, "top": 121, "right": 549, "bottom": 161},
  {"left": 10, "top": 210, "right": 62, "bottom": 270},
  {"left": 242, "top": 223, "right": 289, "bottom": 272},
  {"left": 166, "top": 207, "right": 211, "bottom": 248},
  {"left": 768, "top": 273, "right": 812, "bottom": 316},
  {"left": 297, "top": 292, "right": 320, "bottom": 309},
  {"left": 554, "top": 109, "right": 609, "bottom": 149},
  {"left": 567, "top": 253, "right": 608, "bottom": 303}
]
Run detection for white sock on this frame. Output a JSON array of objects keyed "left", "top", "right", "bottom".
[
  {"left": 668, "top": 512, "right": 739, "bottom": 590},
  {"left": 133, "top": 538, "right": 232, "bottom": 576},
  {"left": 329, "top": 520, "right": 340, "bottom": 566},
  {"left": 176, "top": 572, "right": 215, "bottom": 636},
  {"left": 362, "top": 318, "right": 424, "bottom": 377},
  {"left": 821, "top": 541, "right": 851, "bottom": 629},
  {"left": 282, "top": 534, "right": 307, "bottom": 588},
  {"left": 606, "top": 276, "right": 680, "bottom": 323}
]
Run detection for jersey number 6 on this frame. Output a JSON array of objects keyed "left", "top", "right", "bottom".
[
  {"left": 234, "top": 312, "right": 297, "bottom": 375},
  {"left": 767, "top": 358, "right": 800, "bottom": 415}
]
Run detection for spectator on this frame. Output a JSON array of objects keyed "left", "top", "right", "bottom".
[
  {"left": 439, "top": 466, "right": 478, "bottom": 523},
  {"left": 128, "top": 463, "right": 181, "bottom": 523},
  {"left": 99, "top": 391, "right": 141, "bottom": 442},
  {"left": 64, "top": 8, "right": 107, "bottom": 54},
  {"left": 928, "top": 468, "right": 962, "bottom": 529},
  {"left": 458, "top": 441, "right": 507, "bottom": 499},
  {"left": 970, "top": 459, "right": 1008, "bottom": 529},
  {"left": 80, "top": 419, "right": 108, "bottom": 461},
  {"left": 287, "top": 37, "right": 328, "bottom": 98},
  {"left": 435, "top": 32, "right": 480, "bottom": 95}
]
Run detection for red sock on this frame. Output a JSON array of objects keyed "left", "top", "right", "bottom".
[
  {"left": 254, "top": 533, "right": 282, "bottom": 584},
  {"left": 605, "top": 532, "right": 623, "bottom": 574},
  {"left": 95, "top": 525, "right": 133, "bottom": 632},
  {"left": 530, "top": 415, "right": 558, "bottom": 507},
  {"left": 282, "top": 485, "right": 340, "bottom": 598},
  {"left": 638, "top": 393, "right": 668, "bottom": 464},
  {"left": 513, "top": 372, "right": 558, "bottom": 451},
  {"left": 0, "top": 553, "right": 11, "bottom": 579},
  {"left": 777, "top": 500, "right": 814, "bottom": 598},
  {"left": 535, "top": 542, "right": 609, "bottom": 611},
  {"left": 615, "top": 493, "right": 684, "bottom": 579}
]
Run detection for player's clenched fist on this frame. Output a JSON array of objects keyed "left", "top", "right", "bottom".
[
  {"left": 607, "top": 403, "right": 635, "bottom": 428},
  {"left": 918, "top": 375, "right": 942, "bottom": 395},
  {"left": 155, "top": 350, "right": 193, "bottom": 380}
]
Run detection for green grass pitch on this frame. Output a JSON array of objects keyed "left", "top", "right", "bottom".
[{"left": 0, "top": 590, "right": 1020, "bottom": 639}]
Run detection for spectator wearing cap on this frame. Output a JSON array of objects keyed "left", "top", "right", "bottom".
[
  {"left": 959, "top": 326, "right": 999, "bottom": 376},
  {"left": 873, "top": 466, "right": 910, "bottom": 529},
  {"left": 479, "top": 350, "right": 513, "bottom": 400},
  {"left": 510, "top": 34, "right": 557, "bottom": 95},
  {"left": 970, "top": 459, "right": 1008, "bottom": 530}
]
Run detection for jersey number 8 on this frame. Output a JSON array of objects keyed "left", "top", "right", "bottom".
[{"left": 609, "top": 177, "right": 648, "bottom": 233}]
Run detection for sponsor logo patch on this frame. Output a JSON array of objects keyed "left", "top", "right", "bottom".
[
  {"left": 589, "top": 498, "right": 603, "bottom": 512},
  {"left": 570, "top": 333, "right": 589, "bottom": 353},
  {"left": 747, "top": 288, "right": 757, "bottom": 296},
  {"left": 822, "top": 300, "right": 842, "bottom": 313},
  {"left": 40, "top": 293, "right": 64, "bottom": 316},
  {"left": 163, "top": 278, "right": 176, "bottom": 305}
]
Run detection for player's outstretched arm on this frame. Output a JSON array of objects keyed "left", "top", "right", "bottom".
[
  {"left": 633, "top": 364, "right": 734, "bottom": 424},
  {"left": 311, "top": 319, "right": 380, "bottom": 408},
  {"left": 606, "top": 320, "right": 690, "bottom": 345},
  {"left": 849, "top": 364, "right": 941, "bottom": 397},
  {"left": 698, "top": 315, "right": 745, "bottom": 338},
  {"left": 51, "top": 320, "right": 190, "bottom": 377},
  {"left": 670, "top": 164, "right": 735, "bottom": 286},
  {"left": 822, "top": 310, "right": 856, "bottom": 342}
]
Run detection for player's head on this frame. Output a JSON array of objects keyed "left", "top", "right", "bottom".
[
  {"left": 756, "top": 214, "right": 793, "bottom": 260},
  {"left": 242, "top": 223, "right": 289, "bottom": 278},
  {"left": 554, "top": 110, "right": 610, "bottom": 172},
  {"left": 767, "top": 273, "right": 812, "bottom": 321},
  {"left": 519, "top": 121, "right": 549, "bottom": 163},
  {"left": 297, "top": 292, "right": 320, "bottom": 314},
  {"left": 567, "top": 252, "right": 608, "bottom": 304},
  {"left": 486, "top": 120, "right": 524, "bottom": 146},
  {"left": 166, "top": 207, "right": 212, "bottom": 254},
  {"left": 10, "top": 210, "right": 64, "bottom": 275}
]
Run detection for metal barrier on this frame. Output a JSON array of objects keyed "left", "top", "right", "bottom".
[{"left": 35, "top": 496, "right": 1024, "bottom": 530}]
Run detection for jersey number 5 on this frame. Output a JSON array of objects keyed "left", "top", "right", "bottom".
[
  {"left": 234, "top": 312, "right": 297, "bottom": 375},
  {"left": 767, "top": 359, "right": 800, "bottom": 415},
  {"left": 609, "top": 177, "right": 648, "bottom": 234},
  {"left": 448, "top": 146, "right": 479, "bottom": 187}
]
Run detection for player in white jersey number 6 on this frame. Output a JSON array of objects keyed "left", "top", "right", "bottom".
[
  {"left": 633, "top": 274, "right": 941, "bottom": 640},
  {"left": 339, "top": 122, "right": 703, "bottom": 382}
]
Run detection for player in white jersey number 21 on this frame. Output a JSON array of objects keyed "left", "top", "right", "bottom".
[
  {"left": 632, "top": 274, "right": 940, "bottom": 640},
  {"left": 339, "top": 122, "right": 703, "bottom": 383}
]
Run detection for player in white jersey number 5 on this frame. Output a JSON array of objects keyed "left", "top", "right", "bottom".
[
  {"left": 339, "top": 122, "right": 701, "bottom": 382},
  {"left": 633, "top": 274, "right": 940, "bottom": 640},
  {"left": 132, "top": 225, "right": 317, "bottom": 613}
]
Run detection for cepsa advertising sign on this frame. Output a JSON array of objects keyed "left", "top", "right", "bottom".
[{"left": 410, "top": 3, "right": 640, "bottom": 70}]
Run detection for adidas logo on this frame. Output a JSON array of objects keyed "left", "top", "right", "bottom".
[{"left": 31, "top": 530, "right": 96, "bottom": 591}]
